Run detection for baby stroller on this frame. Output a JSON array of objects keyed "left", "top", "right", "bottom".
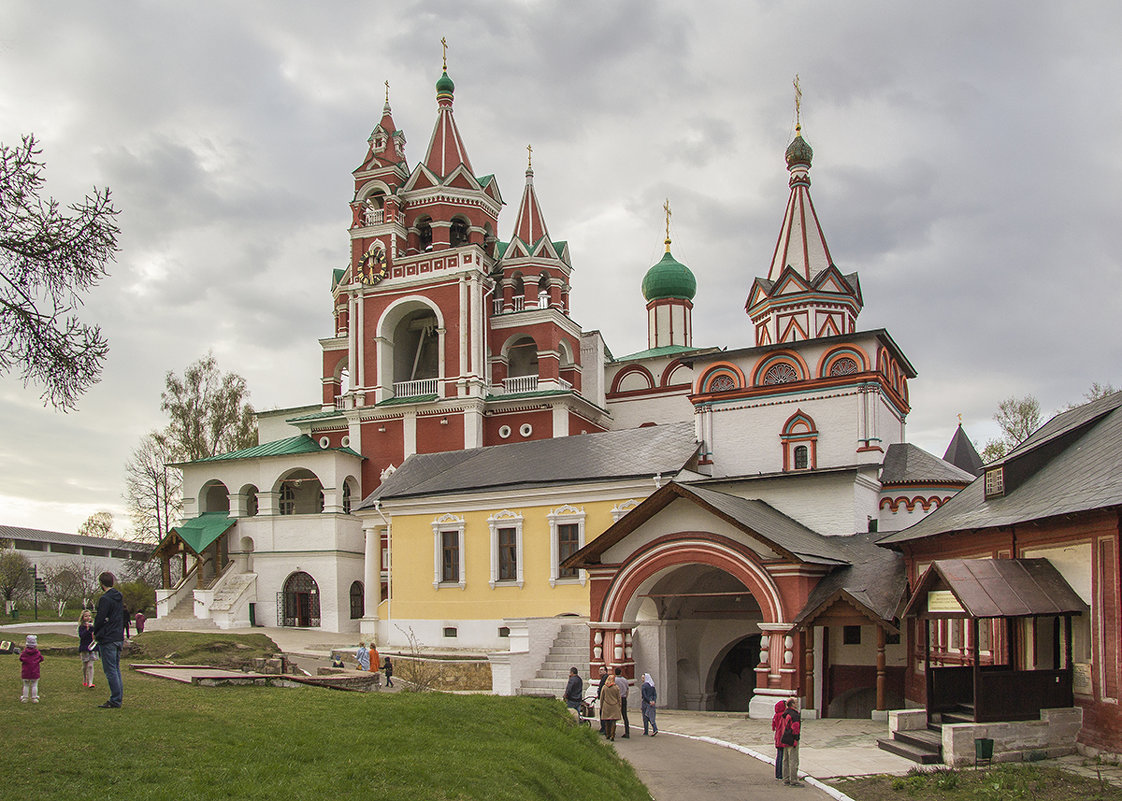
[{"left": 578, "top": 693, "right": 598, "bottom": 727}]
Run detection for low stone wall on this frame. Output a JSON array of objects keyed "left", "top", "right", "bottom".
[
  {"left": 942, "top": 707, "right": 1083, "bottom": 766},
  {"left": 395, "top": 654, "right": 492, "bottom": 692}
]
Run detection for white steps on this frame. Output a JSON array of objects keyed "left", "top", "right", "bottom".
[{"left": 516, "top": 623, "right": 587, "bottom": 698}]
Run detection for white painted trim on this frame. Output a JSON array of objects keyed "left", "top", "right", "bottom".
[
  {"left": 547, "top": 504, "right": 587, "bottom": 587},
  {"left": 487, "top": 510, "right": 524, "bottom": 588},
  {"left": 431, "top": 513, "right": 465, "bottom": 589}
]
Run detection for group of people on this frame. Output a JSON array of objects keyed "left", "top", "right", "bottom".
[
  {"left": 17, "top": 571, "right": 126, "bottom": 709},
  {"left": 563, "top": 666, "right": 659, "bottom": 740},
  {"left": 352, "top": 641, "right": 393, "bottom": 687},
  {"left": 772, "top": 697, "right": 803, "bottom": 787}
]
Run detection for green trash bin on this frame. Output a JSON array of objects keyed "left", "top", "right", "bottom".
[{"left": 974, "top": 737, "right": 994, "bottom": 768}]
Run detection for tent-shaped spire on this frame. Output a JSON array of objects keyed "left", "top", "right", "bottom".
[
  {"left": 943, "top": 422, "right": 985, "bottom": 477},
  {"left": 363, "top": 81, "right": 406, "bottom": 169},
  {"left": 765, "top": 123, "right": 834, "bottom": 282},
  {"left": 510, "top": 145, "right": 549, "bottom": 245},
  {"left": 421, "top": 65, "right": 475, "bottom": 178}
]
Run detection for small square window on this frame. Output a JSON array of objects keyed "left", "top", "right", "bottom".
[
  {"left": 886, "top": 632, "right": 900, "bottom": 645},
  {"left": 843, "top": 625, "right": 862, "bottom": 645},
  {"left": 443, "top": 627, "right": 458, "bottom": 638},
  {"left": 984, "top": 467, "right": 1005, "bottom": 499},
  {"left": 498, "top": 626, "right": 510, "bottom": 638}
]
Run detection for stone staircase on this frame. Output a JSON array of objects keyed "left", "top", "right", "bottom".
[
  {"left": 877, "top": 704, "right": 976, "bottom": 764},
  {"left": 210, "top": 573, "right": 256, "bottom": 615},
  {"left": 146, "top": 591, "right": 218, "bottom": 631},
  {"left": 516, "top": 623, "right": 587, "bottom": 698}
]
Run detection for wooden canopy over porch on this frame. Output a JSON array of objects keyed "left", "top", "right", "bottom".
[
  {"left": 901, "top": 558, "right": 1086, "bottom": 723},
  {"left": 151, "top": 513, "right": 236, "bottom": 589}
]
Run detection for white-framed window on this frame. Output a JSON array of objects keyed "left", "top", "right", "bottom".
[
  {"left": 610, "top": 499, "right": 640, "bottom": 522},
  {"left": 280, "top": 485, "right": 296, "bottom": 516},
  {"left": 431, "top": 513, "right": 465, "bottom": 589},
  {"left": 548, "top": 505, "right": 586, "bottom": 587},
  {"left": 488, "top": 510, "right": 524, "bottom": 588}
]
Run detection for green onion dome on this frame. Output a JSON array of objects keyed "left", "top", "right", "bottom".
[
  {"left": 785, "top": 127, "right": 813, "bottom": 169},
  {"left": 435, "top": 70, "right": 455, "bottom": 97},
  {"left": 642, "top": 247, "right": 697, "bottom": 301}
]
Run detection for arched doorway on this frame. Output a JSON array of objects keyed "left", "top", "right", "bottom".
[
  {"left": 711, "top": 635, "right": 762, "bottom": 711},
  {"left": 280, "top": 571, "right": 320, "bottom": 627}
]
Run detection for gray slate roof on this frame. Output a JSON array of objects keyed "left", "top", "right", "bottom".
[
  {"left": 880, "top": 443, "right": 975, "bottom": 486},
  {"left": 880, "top": 391, "right": 1122, "bottom": 544},
  {"left": 361, "top": 422, "right": 699, "bottom": 505},
  {"left": 792, "top": 532, "right": 906, "bottom": 627},
  {"left": 563, "top": 482, "right": 850, "bottom": 568},
  {"left": 942, "top": 424, "right": 984, "bottom": 477},
  {"left": 0, "top": 524, "right": 151, "bottom": 555}
]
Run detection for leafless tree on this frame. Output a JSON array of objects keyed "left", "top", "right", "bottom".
[
  {"left": 124, "top": 431, "right": 181, "bottom": 543},
  {"left": 0, "top": 542, "right": 32, "bottom": 611},
  {"left": 0, "top": 135, "right": 120, "bottom": 410},
  {"left": 78, "top": 510, "right": 115, "bottom": 539}
]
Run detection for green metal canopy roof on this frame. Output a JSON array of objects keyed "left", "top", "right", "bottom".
[
  {"left": 166, "top": 513, "right": 235, "bottom": 555},
  {"left": 185, "top": 434, "right": 362, "bottom": 464}
]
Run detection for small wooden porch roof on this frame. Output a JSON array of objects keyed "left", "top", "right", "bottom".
[
  {"left": 901, "top": 558, "right": 1085, "bottom": 620},
  {"left": 152, "top": 513, "right": 236, "bottom": 559}
]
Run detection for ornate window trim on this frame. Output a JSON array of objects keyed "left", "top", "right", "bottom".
[
  {"left": 487, "top": 510, "right": 524, "bottom": 588},
  {"left": 781, "top": 410, "right": 818, "bottom": 471},
  {"left": 548, "top": 504, "right": 586, "bottom": 587},
  {"left": 610, "top": 499, "right": 640, "bottom": 522},
  {"left": 431, "top": 513, "right": 466, "bottom": 590}
]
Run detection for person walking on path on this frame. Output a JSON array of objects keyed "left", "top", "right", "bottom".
[
  {"left": 614, "top": 666, "right": 631, "bottom": 738},
  {"left": 563, "top": 667, "right": 583, "bottom": 712},
  {"left": 383, "top": 655, "right": 394, "bottom": 687},
  {"left": 78, "top": 610, "right": 97, "bottom": 689},
  {"left": 771, "top": 699, "right": 787, "bottom": 780},
  {"left": 596, "top": 666, "right": 609, "bottom": 734},
  {"left": 640, "top": 673, "right": 658, "bottom": 736},
  {"left": 93, "top": 572, "right": 125, "bottom": 709},
  {"left": 355, "top": 641, "right": 370, "bottom": 671},
  {"left": 778, "top": 698, "right": 803, "bottom": 787},
  {"left": 19, "top": 635, "right": 43, "bottom": 703},
  {"left": 134, "top": 611, "right": 146, "bottom": 634},
  {"left": 600, "top": 673, "right": 622, "bottom": 741}
]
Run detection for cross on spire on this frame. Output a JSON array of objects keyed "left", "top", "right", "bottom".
[
  {"left": 441, "top": 37, "right": 448, "bottom": 70},
  {"left": 793, "top": 73, "right": 803, "bottom": 132},
  {"left": 527, "top": 143, "right": 533, "bottom": 170},
  {"left": 385, "top": 80, "right": 390, "bottom": 104},
  {"left": 663, "top": 198, "right": 672, "bottom": 251}
]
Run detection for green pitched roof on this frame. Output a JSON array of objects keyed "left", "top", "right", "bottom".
[
  {"left": 187, "top": 435, "right": 362, "bottom": 464},
  {"left": 167, "top": 513, "right": 235, "bottom": 555},
  {"left": 613, "top": 344, "right": 707, "bottom": 362}
]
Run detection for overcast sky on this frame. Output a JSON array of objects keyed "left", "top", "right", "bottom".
[{"left": 2, "top": 1, "right": 1120, "bottom": 537}]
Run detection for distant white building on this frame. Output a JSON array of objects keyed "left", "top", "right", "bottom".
[{"left": 0, "top": 524, "right": 151, "bottom": 594}]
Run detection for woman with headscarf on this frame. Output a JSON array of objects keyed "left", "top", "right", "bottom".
[
  {"left": 599, "top": 672, "right": 622, "bottom": 741},
  {"left": 640, "top": 673, "right": 658, "bottom": 736},
  {"left": 771, "top": 699, "right": 788, "bottom": 780}
]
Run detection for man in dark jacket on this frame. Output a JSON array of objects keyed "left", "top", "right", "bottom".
[
  {"left": 779, "top": 698, "right": 803, "bottom": 786},
  {"left": 563, "top": 667, "right": 583, "bottom": 711},
  {"left": 93, "top": 572, "right": 125, "bottom": 708}
]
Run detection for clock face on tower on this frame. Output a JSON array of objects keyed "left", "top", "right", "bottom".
[{"left": 358, "top": 248, "right": 387, "bottom": 285}]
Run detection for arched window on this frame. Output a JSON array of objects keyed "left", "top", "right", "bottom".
[
  {"left": 781, "top": 410, "right": 818, "bottom": 471},
  {"left": 417, "top": 218, "right": 433, "bottom": 252},
  {"left": 244, "top": 486, "right": 259, "bottom": 517},
  {"left": 829, "top": 357, "right": 859, "bottom": 376},
  {"left": 349, "top": 581, "right": 364, "bottom": 619},
  {"left": 279, "top": 485, "right": 295, "bottom": 516},
  {"left": 342, "top": 483, "right": 352, "bottom": 515},
  {"left": 794, "top": 445, "right": 809, "bottom": 470},
  {"left": 449, "top": 218, "right": 470, "bottom": 247}
]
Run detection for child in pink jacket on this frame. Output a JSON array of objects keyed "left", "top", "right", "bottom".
[{"left": 19, "top": 635, "right": 44, "bottom": 703}]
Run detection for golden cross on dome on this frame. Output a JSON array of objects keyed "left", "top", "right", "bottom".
[
  {"left": 385, "top": 80, "right": 390, "bottom": 104},
  {"left": 793, "top": 74, "right": 803, "bottom": 132},
  {"left": 527, "top": 144, "right": 533, "bottom": 170},
  {"left": 441, "top": 37, "right": 448, "bottom": 70},
  {"left": 663, "top": 198, "right": 672, "bottom": 251}
]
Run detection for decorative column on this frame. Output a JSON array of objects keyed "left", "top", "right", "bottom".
[
  {"left": 588, "top": 623, "right": 636, "bottom": 679},
  {"left": 876, "top": 626, "right": 887, "bottom": 717},
  {"left": 804, "top": 627, "right": 815, "bottom": 712},
  {"left": 361, "top": 522, "right": 382, "bottom": 636},
  {"left": 752, "top": 623, "right": 798, "bottom": 719}
]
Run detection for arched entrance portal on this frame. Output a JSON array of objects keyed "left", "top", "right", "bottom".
[
  {"left": 280, "top": 571, "right": 320, "bottom": 628},
  {"left": 623, "top": 561, "right": 768, "bottom": 711}
]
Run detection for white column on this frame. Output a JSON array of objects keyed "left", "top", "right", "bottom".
[
  {"left": 469, "top": 273, "right": 481, "bottom": 380},
  {"left": 459, "top": 276, "right": 468, "bottom": 385},
  {"left": 348, "top": 290, "right": 358, "bottom": 389},
  {"left": 362, "top": 524, "right": 381, "bottom": 628}
]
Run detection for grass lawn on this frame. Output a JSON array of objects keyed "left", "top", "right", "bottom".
[
  {"left": 830, "top": 764, "right": 1122, "bottom": 801},
  {"left": 0, "top": 652, "right": 648, "bottom": 801}
]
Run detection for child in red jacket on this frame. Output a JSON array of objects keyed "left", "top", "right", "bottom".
[{"left": 19, "top": 635, "right": 44, "bottom": 703}]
